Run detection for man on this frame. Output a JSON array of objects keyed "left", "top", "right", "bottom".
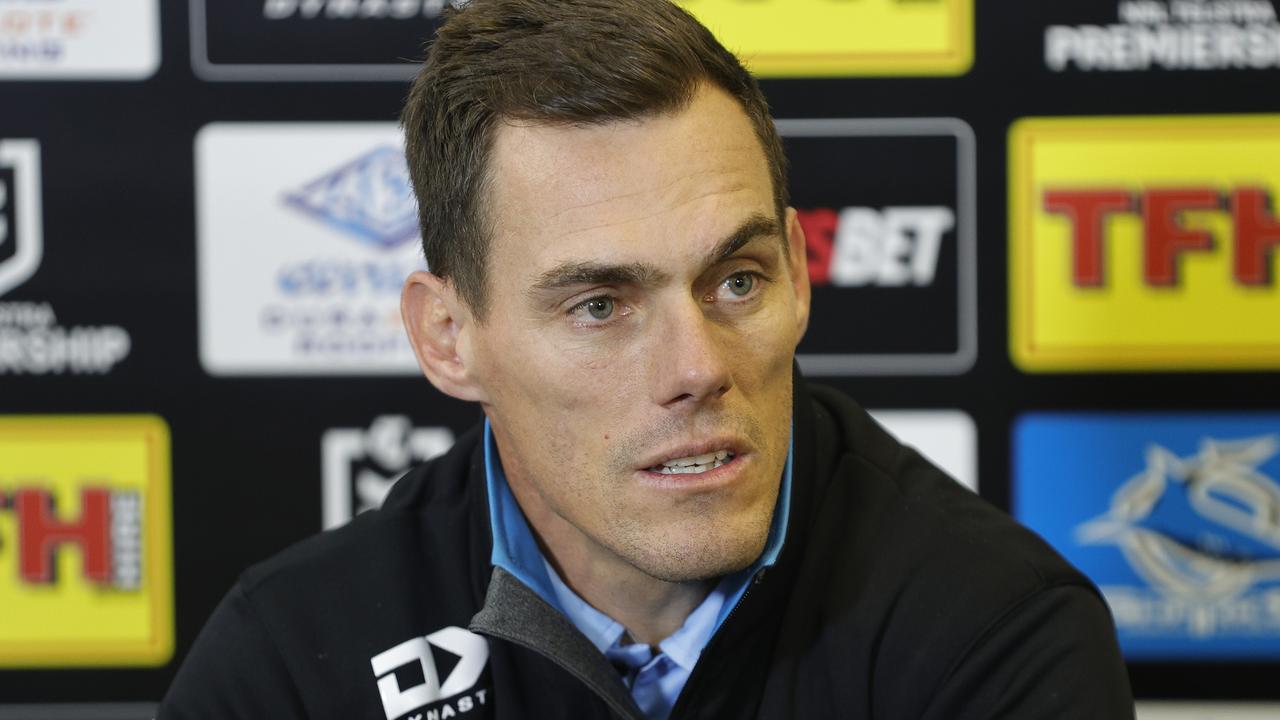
[{"left": 161, "top": 1, "right": 1134, "bottom": 717}]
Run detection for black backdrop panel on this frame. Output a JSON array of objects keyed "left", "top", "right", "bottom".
[
  {"left": 195, "top": 0, "right": 449, "bottom": 79},
  {"left": 789, "top": 127, "right": 966, "bottom": 362},
  {"left": 2, "top": 0, "right": 1280, "bottom": 712}
]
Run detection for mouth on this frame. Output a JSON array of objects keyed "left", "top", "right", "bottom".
[{"left": 646, "top": 449, "right": 735, "bottom": 475}]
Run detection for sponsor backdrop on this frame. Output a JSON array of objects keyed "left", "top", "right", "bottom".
[{"left": 0, "top": 0, "right": 1278, "bottom": 713}]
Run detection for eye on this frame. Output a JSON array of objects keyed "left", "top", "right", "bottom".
[
  {"left": 585, "top": 297, "right": 614, "bottom": 319},
  {"left": 725, "top": 272, "right": 754, "bottom": 297},
  {"left": 569, "top": 296, "right": 616, "bottom": 322}
]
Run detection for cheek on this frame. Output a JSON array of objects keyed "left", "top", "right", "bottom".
[
  {"left": 485, "top": 336, "right": 636, "bottom": 468},
  {"left": 484, "top": 325, "right": 608, "bottom": 404},
  {"left": 731, "top": 308, "right": 799, "bottom": 377}
]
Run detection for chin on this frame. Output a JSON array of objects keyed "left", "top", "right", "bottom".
[{"left": 623, "top": 519, "right": 771, "bottom": 584}]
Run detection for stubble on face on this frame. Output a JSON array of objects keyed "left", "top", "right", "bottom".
[
  {"left": 471, "top": 84, "right": 801, "bottom": 590},
  {"left": 600, "top": 406, "right": 778, "bottom": 583},
  {"left": 487, "top": 362, "right": 791, "bottom": 586}
]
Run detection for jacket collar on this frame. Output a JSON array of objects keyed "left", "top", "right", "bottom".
[{"left": 470, "top": 566, "right": 647, "bottom": 719}]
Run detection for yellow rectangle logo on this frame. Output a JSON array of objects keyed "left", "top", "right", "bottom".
[
  {"left": 0, "top": 416, "right": 173, "bottom": 667},
  {"left": 675, "top": 0, "right": 972, "bottom": 77},
  {"left": 1010, "top": 115, "right": 1280, "bottom": 371}
]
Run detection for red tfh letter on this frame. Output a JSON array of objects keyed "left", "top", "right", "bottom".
[
  {"left": 1142, "top": 189, "right": 1220, "bottom": 286},
  {"left": 1232, "top": 188, "right": 1280, "bottom": 286},
  {"left": 1042, "top": 190, "right": 1134, "bottom": 286},
  {"left": 14, "top": 488, "right": 112, "bottom": 584},
  {"left": 796, "top": 208, "right": 838, "bottom": 287}
]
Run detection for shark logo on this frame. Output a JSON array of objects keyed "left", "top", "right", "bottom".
[
  {"left": 283, "top": 145, "right": 419, "bottom": 250},
  {"left": 1076, "top": 435, "right": 1280, "bottom": 605}
]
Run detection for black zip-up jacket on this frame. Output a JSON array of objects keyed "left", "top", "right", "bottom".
[{"left": 160, "top": 376, "right": 1135, "bottom": 719}]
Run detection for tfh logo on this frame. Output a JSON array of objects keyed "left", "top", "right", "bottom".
[
  {"left": 371, "top": 627, "right": 489, "bottom": 720},
  {"left": 0, "top": 485, "right": 142, "bottom": 590},
  {"left": 1044, "top": 187, "right": 1280, "bottom": 286}
]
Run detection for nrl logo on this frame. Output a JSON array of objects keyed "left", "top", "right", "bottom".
[
  {"left": 321, "top": 415, "right": 454, "bottom": 529},
  {"left": 0, "top": 139, "right": 43, "bottom": 297},
  {"left": 1076, "top": 435, "right": 1280, "bottom": 602}
]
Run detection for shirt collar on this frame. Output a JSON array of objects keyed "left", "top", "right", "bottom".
[
  {"left": 483, "top": 421, "right": 560, "bottom": 607},
  {"left": 484, "top": 418, "right": 793, "bottom": 640},
  {"left": 544, "top": 557, "right": 739, "bottom": 671}
]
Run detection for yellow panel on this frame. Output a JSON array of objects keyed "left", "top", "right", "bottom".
[
  {"left": 675, "top": 0, "right": 972, "bottom": 77},
  {"left": 0, "top": 416, "right": 173, "bottom": 667},
  {"left": 1009, "top": 115, "right": 1280, "bottom": 372}
]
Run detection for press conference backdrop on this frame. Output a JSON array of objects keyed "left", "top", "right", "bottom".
[{"left": 2, "top": 0, "right": 1280, "bottom": 716}]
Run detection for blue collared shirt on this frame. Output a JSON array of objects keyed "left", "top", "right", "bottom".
[{"left": 484, "top": 420, "right": 792, "bottom": 719}]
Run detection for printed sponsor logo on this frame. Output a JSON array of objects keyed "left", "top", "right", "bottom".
[
  {"left": 803, "top": 207, "right": 954, "bottom": 288},
  {"left": 784, "top": 119, "right": 976, "bottom": 375},
  {"left": 0, "top": 140, "right": 131, "bottom": 376},
  {"left": 677, "top": 0, "right": 973, "bottom": 77},
  {"left": 196, "top": 123, "right": 427, "bottom": 375},
  {"left": 283, "top": 146, "right": 419, "bottom": 251},
  {"left": 0, "top": 416, "right": 172, "bottom": 667},
  {"left": 0, "top": 0, "right": 159, "bottom": 80},
  {"left": 869, "top": 410, "right": 977, "bottom": 490},
  {"left": 1046, "top": 0, "right": 1280, "bottom": 72},
  {"left": 1137, "top": 702, "right": 1280, "bottom": 719},
  {"left": 1014, "top": 414, "right": 1280, "bottom": 658},
  {"left": 191, "top": 0, "right": 462, "bottom": 81},
  {"left": 1009, "top": 115, "right": 1280, "bottom": 371},
  {"left": 371, "top": 627, "right": 490, "bottom": 720},
  {"left": 262, "top": 0, "right": 453, "bottom": 16},
  {"left": 0, "top": 139, "right": 40, "bottom": 297},
  {"left": 322, "top": 415, "right": 454, "bottom": 529}
]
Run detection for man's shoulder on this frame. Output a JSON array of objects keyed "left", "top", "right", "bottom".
[
  {"left": 801, "top": 383, "right": 1122, "bottom": 711},
  {"left": 159, "top": 425, "right": 491, "bottom": 717},
  {"left": 808, "top": 381, "right": 1084, "bottom": 590},
  {"left": 803, "top": 381, "right": 1100, "bottom": 645}
]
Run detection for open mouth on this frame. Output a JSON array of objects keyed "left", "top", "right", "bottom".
[{"left": 646, "top": 450, "right": 734, "bottom": 475}]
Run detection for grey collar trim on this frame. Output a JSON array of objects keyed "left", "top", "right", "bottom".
[{"left": 470, "top": 566, "right": 645, "bottom": 720}]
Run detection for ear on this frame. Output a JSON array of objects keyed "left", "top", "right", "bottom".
[
  {"left": 401, "top": 271, "right": 488, "bottom": 403},
  {"left": 784, "top": 207, "right": 812, "bottom": 342}
]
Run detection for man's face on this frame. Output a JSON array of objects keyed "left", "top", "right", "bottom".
[{"left": 464, "top": 84, "right": 809, "bottom": 583}]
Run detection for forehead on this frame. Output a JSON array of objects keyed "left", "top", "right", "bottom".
[{"left": 484, "top": 85, "right": 775, "bottom": 273}]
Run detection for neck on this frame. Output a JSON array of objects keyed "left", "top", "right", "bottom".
[
  {"left": 544, "top": 514, "right": 713, "bottom": 647},
  {"left": 504, "top": 470, "right": 713, "bottom": 647}
]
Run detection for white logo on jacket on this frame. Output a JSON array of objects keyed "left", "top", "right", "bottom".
[{"left": 371, "top": 626, "right": 489, "bottom": 720}]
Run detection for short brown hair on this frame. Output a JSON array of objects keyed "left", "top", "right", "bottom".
[{"left": 401, "top": 0, "right": 788, "bottom": 320}]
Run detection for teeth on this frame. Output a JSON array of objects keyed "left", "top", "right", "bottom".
[
  {"left": 663, "top": 450, "right": 729, "bottom": 467},
  {"left": 649, "top": 450, "right": 732, "bottom": 474}
]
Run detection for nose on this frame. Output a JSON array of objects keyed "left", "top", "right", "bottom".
[{"left": 651, "top": 296, "right": 733, "bottom": 409}]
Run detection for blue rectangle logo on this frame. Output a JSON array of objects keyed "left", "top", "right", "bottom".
[{"left": 1013, "top": 413, "right": 1280, "bottom": 659}]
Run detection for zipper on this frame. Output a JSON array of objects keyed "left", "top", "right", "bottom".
[{"left": 666, "top": 567, "right": 768, "bottom": 720}]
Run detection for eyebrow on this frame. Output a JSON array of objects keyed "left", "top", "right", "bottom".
[
  {"left": 528, "top": 213, "right": 783, "bottom": 295},
  {"left": 705, "top": 213, "right": 782, "bottom": 266}
]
